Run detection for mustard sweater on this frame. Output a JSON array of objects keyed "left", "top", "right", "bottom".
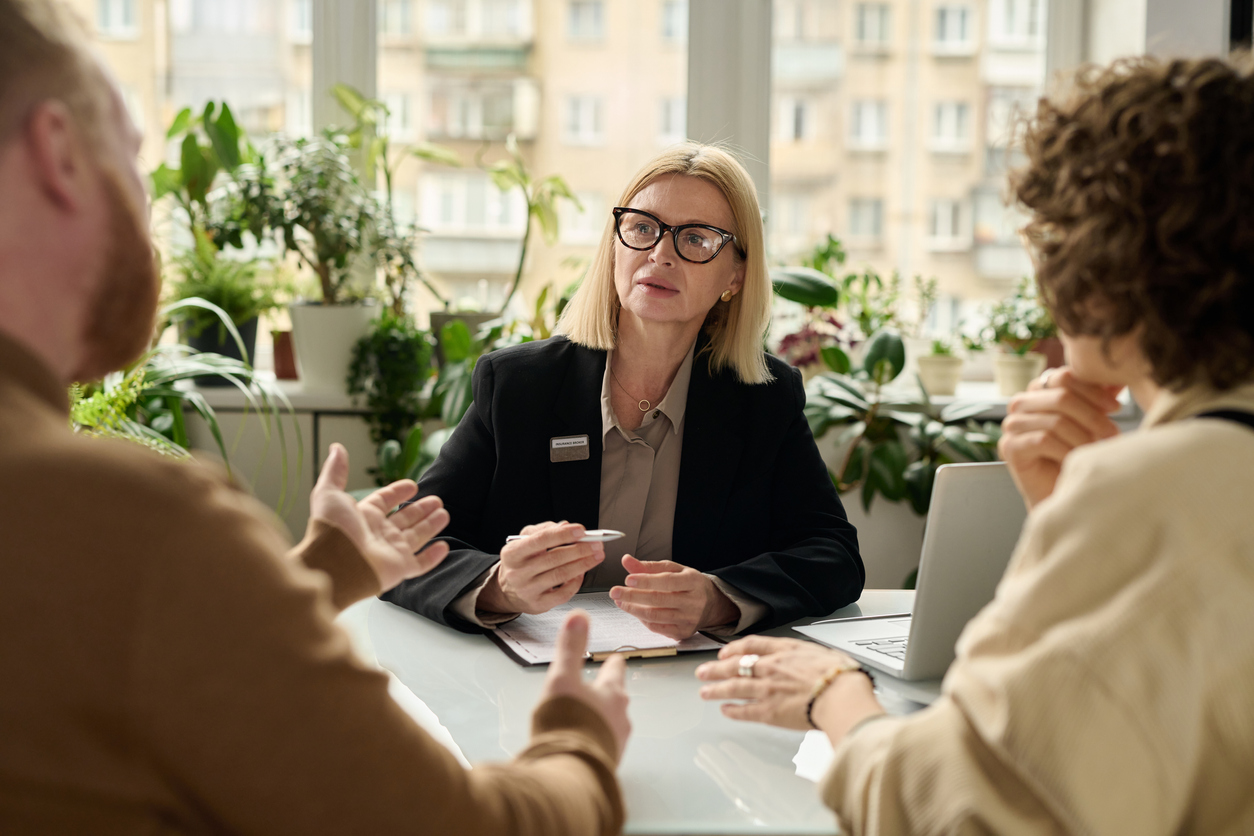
[{"left": 0, "top": 332, "right": 623, "bottom": 835}]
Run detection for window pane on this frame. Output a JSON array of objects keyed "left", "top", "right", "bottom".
[{"left": 770, "top": 0, "right": 1047, "bottom": 341}]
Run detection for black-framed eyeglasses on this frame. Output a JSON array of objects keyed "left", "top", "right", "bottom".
[{"left": 612, "top": 207, "right": 745, "bottom": 264}]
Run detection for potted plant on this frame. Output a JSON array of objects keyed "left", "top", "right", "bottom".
[
  {"left": 260, "top": 136, "right": 379, "bottom": 392},
  {"left": 985, "top": 277, "right": 1056, "bottom": 396},
  {"left": 916, "top": 338, "right": 964, "bottom": 396},
  {"left": 165, "top": 231, "right": 285, "bottom": 384},
  {"left": 803, "top": 329, "right": 1000, "bottom": 586}
]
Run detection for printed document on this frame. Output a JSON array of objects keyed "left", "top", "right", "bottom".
[{"left": 493, "top": 592, "right": 723, "bottom": 665}]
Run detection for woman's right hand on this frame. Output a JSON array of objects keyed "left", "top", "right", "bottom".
[
  {"left": 478, "top": 521, "right": 605, "bottom": 614},
  {"left": 998, "top": 367, "right": 1122, "bottom": 509}
]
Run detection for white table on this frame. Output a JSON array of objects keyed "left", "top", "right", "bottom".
[{"left": 338, "top": 589, "right": 931, "bottom": 835}]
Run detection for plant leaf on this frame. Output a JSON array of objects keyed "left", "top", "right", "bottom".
[
  {"left": 862, "top": 330, "right": 906, "bottom": 383},
  {"left": 439, "top": 319, "right": 472, "bottom": 363},
  {"left": 771, "top": 267, "right": 840, "bottom": 307},
  {"left": 166, "top": 107, "right": 192, "bottom": 139}
]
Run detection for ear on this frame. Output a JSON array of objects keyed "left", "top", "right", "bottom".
[
  {"left": 25, "top": 100, "right": 89, "bottom": 212},
  {"left": 726, "top": 255, "right": 747, "bottom": 296}
]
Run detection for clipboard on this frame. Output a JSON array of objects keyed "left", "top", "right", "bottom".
[{"left": 487, "top": 593, "right": 726, "bottom": 667}]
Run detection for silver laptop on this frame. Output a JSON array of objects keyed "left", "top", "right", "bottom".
[{"left": 795, "top": 462, "right": 1027, "bottom": 681}]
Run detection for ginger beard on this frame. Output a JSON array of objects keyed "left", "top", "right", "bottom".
[{"left": 73, "top": 167, "right": 161, "bottom": 382}]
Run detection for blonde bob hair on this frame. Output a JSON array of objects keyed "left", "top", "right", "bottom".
[{"left": 556, "top": 143, "right": 773, "bottom": 385}]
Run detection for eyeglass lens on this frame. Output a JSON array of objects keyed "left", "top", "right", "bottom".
[{"left": 617, "top": 210, "right": 726, "bottom": 263}]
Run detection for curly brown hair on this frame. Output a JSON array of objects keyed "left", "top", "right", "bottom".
[{"left": 1013, "top": 56, "right": 1254, "bottom": 391}]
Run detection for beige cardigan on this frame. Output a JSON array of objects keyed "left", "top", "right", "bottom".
[
  {"left": 0, "top": 331, "right": 623, "bottom": 835},
  {"left": 822, "top": 383, "right": 1254, "bottom": 835}
]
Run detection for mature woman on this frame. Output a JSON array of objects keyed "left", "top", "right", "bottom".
[
  {"left": 385, "top": 144, "right": 863, "bottom": 636},
  {"left": 696, "top": 57, "right": 1254, "bottom": 834}
]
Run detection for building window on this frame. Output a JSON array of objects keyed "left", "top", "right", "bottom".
[
  {"left": 986, "top": 86, "right": 1034, "bottom": 147},
  {"left": 854, "top": 3, "right": 890, "bottom": 47},
  {"left": 849, "top": 100, "right": 887, "bottom": 149},
  {"left": 482, "top": 0, "right": 525, "bottom": 37},
  {"left": 933, "top": 6, "right": 974, "bottom": 54},
  {"left": 848, "top": 198, "right": 883, "bottom": 239},
  {"left": 779, "top": 97, "right": 812, "bottom": 142},
  {"left": 931, "top": 101, "right": 970, "bottom": 151},
  {"left": 661, "top": 0, "right": 688, "bottom": 44},
  {"left": 658, "top": 97, "right": 686, "bottom": 146},
  {"left": 97, "top": 0, "right": 139, "bottom": 38},
  {"left": 560, "top": 192, "right": 606, "bottom": 244},
  {"left": 421, "top": 173, "right": 527, "bottom": 234},
  {"left": 427, "top": 0, "right": 467, "bottom": 37},
  {"left": 928, "top": 198, "right": 968, "bottom": 248},
  {"left": 383, "top": 92, "right": 414, "bottom": 141},
  {"left": 774, "top": 192, "right": 810, "bottom": 238},
  {"left": 564, "top": 95, "right": 604, "bottom": 145},
  {"left": 568, "top": 0, "right": 604, "bottom": 41},
  {"left": 989, "top": 0, "right": 1043, "bottom": 47},
  {"left": 290, "top": 0, "right": 312, "bottom": 42},
  {"left": 379, "top": 0, "right": 413, "bottom": 36},
  {"left": 429, "top": 85, "right": 515, "bottom": 140}
]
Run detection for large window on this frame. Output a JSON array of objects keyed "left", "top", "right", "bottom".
[
  {"left": 933, "top": 5, "right": 975, "bottom": 54},
  {"left": 855, "top": 3, "right": 891, "bottom": 48},
  {"left": 97, "top": 0, "right": 139, "bottom": 39},
  {"left": 568, "top": 0, "right": 605, "bottom": 41},
  {"left": 849, "top": 100, "right": 888, "bottom": 149}
]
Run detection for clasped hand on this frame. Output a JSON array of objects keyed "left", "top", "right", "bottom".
[{"left": 609, "top": 555, "right": 738, "bottom": 640}]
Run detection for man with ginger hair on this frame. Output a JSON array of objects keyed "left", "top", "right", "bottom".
[{"left": 0, "top": 2, "right": 630, "bottom": 833}]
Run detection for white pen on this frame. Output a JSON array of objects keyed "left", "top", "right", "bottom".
[{"left": 505, "top": 529, "right": 626, "bottom": 544}]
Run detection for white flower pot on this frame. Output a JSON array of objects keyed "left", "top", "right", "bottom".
[
  {"left": 916, "top": 355, "right": 965, "bottom": 397},
  {"left": 993, "top": 352, "right": 1046, "bottom": 397},
  {"left": 289, "top": 302, "right": 377, "bottom": 393}
]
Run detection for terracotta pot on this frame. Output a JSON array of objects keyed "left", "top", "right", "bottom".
[
  {"left": 271, "top": 330, "right": 298, "bottom": 380},
  {"left": 916, "top": 354, "right": 964, "bottom": 396},
  {"left": 993, "top": 352, "right": 1047, "bottom": 396}
]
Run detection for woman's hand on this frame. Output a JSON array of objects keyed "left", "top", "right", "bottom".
[
  {"left": 609, "top": 555, "right": 739, "bottom": 639},
  {"left": 696, "top": 636, "right": 884, "bottom": 742},
  {"left": 308, "top": 443, "right": 451, "bottom": 591},
  {"left": 478, "top": 521, "right": 605, "bottom": 614},
  {"left": 998, "top": 367, "right": 1123, "bottom": 509},
  {"left": 540, "top": 610, "right": 632, "bottom": 762}
]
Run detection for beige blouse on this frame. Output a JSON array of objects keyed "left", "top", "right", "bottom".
[
  {"left": 454, "top": 343, "right": 766, "bottom": 633},
  {"left": 821, "top": 382, "right": 1254, "bottom": 835}
]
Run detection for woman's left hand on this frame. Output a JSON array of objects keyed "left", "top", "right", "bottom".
[
  {"left": 609, "top": 555, "right": 739, "bottom": 639},
  {"left": 696, "top": 636, "right": 884, "bottom": 738}
]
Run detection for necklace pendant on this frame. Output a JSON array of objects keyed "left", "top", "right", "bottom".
[{"left": 638, "top": 399, "right": 651, "bottom": 412}]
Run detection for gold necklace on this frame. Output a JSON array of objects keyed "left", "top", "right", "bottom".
[{"left": 610, "top": 364, "right": 652, "bottom": 412}]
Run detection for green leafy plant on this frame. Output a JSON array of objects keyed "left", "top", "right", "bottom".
[
  {"left": 269, "top": 137, "right": 376, "bottom": 305},
  {"left": 484, "top": 134, "right": 581, "bottom": 315},
  {"left": 166, "top": 230, "right": 285, "bottom": 344},
  {"left": 347, "top": 309, "right": 437, "bottom": 485},
  {"left": 984, "top": 277, "right": 1056, "bottom": 355},
  {"left": 151, "top": 102, "right": 252, "bottom": 239},
  {"left": 70, "top": 299, "right": 301, "bottom": 510},
  {"left": 331, "top": 83, "right": 461, "bottom": 313},
  {"left": 373, "top": 425, "right": 455, "bottom": 486},
  {"left": 930, "top": 338, "right": 955, "bottom": 357},
  {"left": 804, "top": 329, "right": 1000, "bottom": 515},
  {"left": 431, "top": 318, "right": 501, "bottom": 426}
]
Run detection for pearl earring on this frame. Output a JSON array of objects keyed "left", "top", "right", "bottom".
[{"left": 720, "top": 289, "right": 734, "bottom": 302}]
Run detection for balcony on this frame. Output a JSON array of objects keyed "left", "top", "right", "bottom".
[
  {"left": 772, "top": 42, "right": 844, "bottom": 84},
  {"left": 423, "top": 235, "right": 523, "bottom": 275},
  {"left": 425, "top": 44, "right": 531, "bottom": 72}
]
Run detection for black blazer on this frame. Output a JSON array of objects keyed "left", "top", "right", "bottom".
[{"left": 382, "top": 335, "right": 864, "bottom": 633}]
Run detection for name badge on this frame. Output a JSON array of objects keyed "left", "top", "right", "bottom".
[{"left": 550, "top": 434, "right": 590, "bottom": 463}]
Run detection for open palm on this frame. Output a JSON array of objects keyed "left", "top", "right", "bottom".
[{"left": 309, "top": 443, "right": 451, "bottom": 591}]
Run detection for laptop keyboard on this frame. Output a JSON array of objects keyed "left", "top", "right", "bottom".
[{"left": 853, "top": 637, "right": 908, "bottom": 661}]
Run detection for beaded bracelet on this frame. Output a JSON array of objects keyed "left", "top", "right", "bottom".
[{"left": 805, "top": 663, "right": 875, "bottom": 730}]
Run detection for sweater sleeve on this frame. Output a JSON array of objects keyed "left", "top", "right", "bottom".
[
  {"left": 127, "top": 473, "right": 623, "bottom": 836},
  {"left": 287, "top": 518, "right": 381, "bottom": 612}
]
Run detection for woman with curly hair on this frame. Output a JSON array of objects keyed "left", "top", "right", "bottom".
[{"left": 696, "top": 56, "right": 1254, "bottom": 835}]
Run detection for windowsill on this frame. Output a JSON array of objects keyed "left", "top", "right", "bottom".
[
  {"left": 930, "top": 43, "right": 977, "bottom": 57},
  {"left": 985, "top": 38, "right": 1044, "bottom": 52},
  {"left": 847, "top": 142, "right": 889, "bottom": 153},
  {"left": 929, "top": 142, "right": 972, "bottom": 154},
  {"left": 850, "top": 43, "right": 892, "bottom": 56},
  {"left": 925, "top": 238, "right": 972, "bottom": 252}
]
